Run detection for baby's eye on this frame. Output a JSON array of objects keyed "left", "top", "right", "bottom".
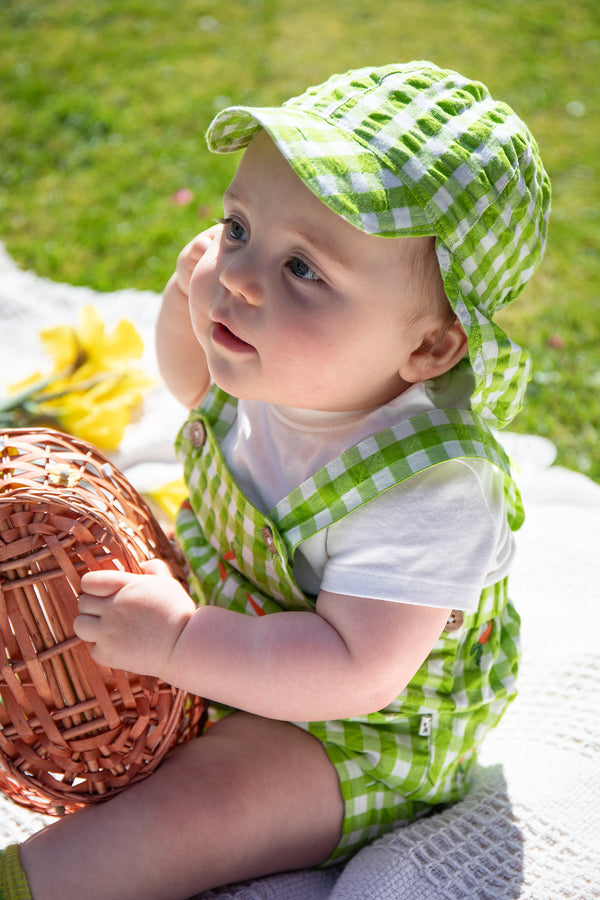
[
  {"left": 287, "top": 256, "right": 323, "bottom": 283},
  {"left": 219, "top": 217, "right": 247, "bottom": 242}
]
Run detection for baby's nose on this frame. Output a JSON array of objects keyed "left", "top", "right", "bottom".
[{"left": 218, "top": 253, "right": 263, "bottom": 305}]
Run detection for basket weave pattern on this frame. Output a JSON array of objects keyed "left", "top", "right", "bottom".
[{"left": 0, "top": 428, "right": 204, "bottom": 815}]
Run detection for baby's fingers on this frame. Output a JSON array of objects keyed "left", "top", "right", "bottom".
[
  {"left": 73, "top": 610, "right": 100, "bottom": 643},
  {"left": 140, "top": 558, "right": 172, "bottom": 577},
  {"left": 77, "top": 592, "right": 106, "bottom": 616},
  {"left": 80, "top": 568, "right": 134, "bottom": 596},
  {"left": 176, "top": 226, "right": 219, "bottom": 290}
]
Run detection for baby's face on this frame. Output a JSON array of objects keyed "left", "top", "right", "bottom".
[{"left": 188, "top": 131, "right": 442, "bottom": 411}]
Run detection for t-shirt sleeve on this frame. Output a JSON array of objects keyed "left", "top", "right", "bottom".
[{"left": 315, "top": 459, "right": 514, "bottom": 612}]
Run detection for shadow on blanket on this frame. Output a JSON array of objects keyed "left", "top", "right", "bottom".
[{"left": 193, "top": 768, "right": 525, "bottom": 900}]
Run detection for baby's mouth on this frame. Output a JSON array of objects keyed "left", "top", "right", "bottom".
[{"left": 211, "top": 321, "right": 255, "bottom": 353}]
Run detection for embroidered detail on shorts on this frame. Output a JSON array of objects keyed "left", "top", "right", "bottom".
[{"left": 470, "top": 620, "right": 494, "bottom": 667}]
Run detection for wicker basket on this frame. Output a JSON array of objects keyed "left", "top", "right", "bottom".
[{"left": 0, "top": 428, "right": 205, "bottom": 815}]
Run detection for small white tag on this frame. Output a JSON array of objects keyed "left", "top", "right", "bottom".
[{"left": 418, "top": 715, "right": 432, "bottom": 737}]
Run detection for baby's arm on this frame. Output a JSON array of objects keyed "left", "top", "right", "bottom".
[
  {"left": 76, "top": 565, "right": 449, "bottom": 721},
  {"left": 167, "top": 590, "right": 449, "bottom": 720},
  {"left": 156, "top": 227, "right": 218, "bottom": 409},
  {"left": 165, "top": 589, "right": 449, "bottom": 720}
]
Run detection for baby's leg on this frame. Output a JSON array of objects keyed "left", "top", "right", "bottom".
[{"left": 19, "top": 712, "right": 344, "bottom": 900}]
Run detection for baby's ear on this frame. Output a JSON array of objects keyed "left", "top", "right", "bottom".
[{"left": 399, "top": 318, "right": 468, "bottom": 383}]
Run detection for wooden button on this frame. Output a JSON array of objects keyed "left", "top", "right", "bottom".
[
  {"left": 189, "top": 421, "right": 206, "bottom": 448},
  {"left": 261, "top": 526, "right": 277, "bottom": 555},
  {"left": 444, "top": 610, "right": 464, "bottom": 632}
]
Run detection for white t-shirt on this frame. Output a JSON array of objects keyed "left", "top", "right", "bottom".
[{"left": 221, "top": 382, "right": 514, "bottom": 612}]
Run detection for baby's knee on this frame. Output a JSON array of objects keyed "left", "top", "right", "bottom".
[{"left": 158, "top": 715, "right": 267, "bottom": 809}]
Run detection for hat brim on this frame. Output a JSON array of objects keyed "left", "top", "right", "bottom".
[{"left": 207, "top": 106, "right": 434, "bottom": 238}]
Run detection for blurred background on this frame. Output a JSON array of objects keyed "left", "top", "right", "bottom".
[{"left": 1, "top": 0, "right": 599, "bottom": 480}]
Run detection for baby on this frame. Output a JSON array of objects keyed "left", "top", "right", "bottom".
[{"left": 1, "top": 61, "right": 550, "bottom": 900}]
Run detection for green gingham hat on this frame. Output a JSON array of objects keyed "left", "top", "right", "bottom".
[{"left": 206, "top": 62, "right": 551, "bottom": 428}]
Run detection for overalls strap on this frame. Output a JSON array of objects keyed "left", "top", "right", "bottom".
[{"left": 271, "top": 406, "right": 523, "bottom": 557}]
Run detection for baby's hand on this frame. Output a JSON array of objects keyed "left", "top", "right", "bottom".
[
  {"left": 75, "top": 559, "right": 196, "bottom": 678},
  {"left": 173, "top": 225, "right": 220, "bottom": 298},
  {"left": 158, "top": 225, "right": 220, "bottom": 409}
]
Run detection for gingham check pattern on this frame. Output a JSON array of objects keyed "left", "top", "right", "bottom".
[
  {"left": 175, "top": 389, "right": 313, "bottom": 617},
  {"left": 207, "top": 62, "right": 550, "bottom": 429},
  {"left": 175, "top": 386, "right": 522, "bottom": 863}
]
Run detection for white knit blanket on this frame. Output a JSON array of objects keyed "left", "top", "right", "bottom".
[{"left": 1, "top": 243, "right": 599, "bottom": 899}]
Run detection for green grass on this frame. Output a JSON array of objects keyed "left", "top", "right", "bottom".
[{"left": 1, "top": 0, "right": 599, "bottom": 480}]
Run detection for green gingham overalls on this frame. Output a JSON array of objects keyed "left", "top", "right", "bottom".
[{"left": 175, "top": 384, "right": 523, "bottom": 864}]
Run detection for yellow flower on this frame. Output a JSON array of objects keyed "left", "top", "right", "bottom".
[
  {"left": 144, "top": 478, "right": 188, "bottom": 523},
  {"left": 46, "top": 369, "right": 153, "bottom": 449},
  {"left": 57, "top": 305, "right": 144, "bottom": 369},
  {"left": 11, "top": 306, "right": 145, "bottom": 385},
  {"left": 1, "top": 305, "right": 153, "bottom": 450}
]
